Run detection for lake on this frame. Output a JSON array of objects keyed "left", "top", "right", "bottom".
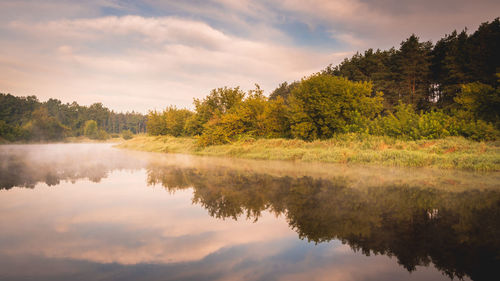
[{"left": 0, "top": 143, "right": 499, "bottom": 281}]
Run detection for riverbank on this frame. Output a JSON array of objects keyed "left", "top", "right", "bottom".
[{"left": 116, "top": 135, "right": 500, "bottom": 171}]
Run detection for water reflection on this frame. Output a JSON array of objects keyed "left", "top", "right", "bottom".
[
  {"left": 0, "top": 144, "right": 144, "bottom": 188},
  {"left": 0, "top": 144, "right": 499, "bottom": 281},
  {"left": 146, "top": 164, "right": 500, "bottom": 281}
]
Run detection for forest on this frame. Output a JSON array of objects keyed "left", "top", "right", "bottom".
[
  {"left": 0, "top": 94, "right": 146, "bottom": 142},
  {"left": 1, "top": 19, "right": 499, "bottom": 144},
  {"left": 146, "top": 18, "right": 499, "bottom": 145}
]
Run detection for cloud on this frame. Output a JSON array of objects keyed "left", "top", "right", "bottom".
[
  {"left": 271, "top": 0, "right": 500, "bottom": 48},
  {"left": 0, "top": 0, "right": 499, "bottom": 112},
  {"left": 0, "top": 171, "right": 294, "bottom": 265},
  {"left": 1, "top": 15, "right": 344, "bottom": 112}
]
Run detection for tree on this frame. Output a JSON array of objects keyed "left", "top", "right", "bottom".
[
  {"left": 84, "top": 120, "right": 98, "bottom": 137},
  {"left": 456, "top": 80, "right": 500, "bottom": 127},
  {"left": 395, "top": 35, "right": 433, "bottom": 109},
  {"left": 288, "top": 74, "right": 383, "bottom": 140},
  {"left": 25, "top": 107, "right": 69, "bottom": 140},
  {"left": 146, "top": 107, "right": 193, "bottom": 137},
  {"left": 185, "top": 87, "right": 245, "bottom": 136},
  {"left": 269, "top": 81, "right": 299, "bottom": 103}
]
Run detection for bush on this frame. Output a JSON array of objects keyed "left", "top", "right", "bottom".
[
  {"left": 370, "top": 104, "right": 499, "bottom": 141},
  {"left": 95, "top": 129, "right": 109, "bottom": 140},
  {"left": 121, "top": 130, "right": 134, "bottom": 140},
  {"left": 83, "top": 120, "right": 98, "bottom": 138}
]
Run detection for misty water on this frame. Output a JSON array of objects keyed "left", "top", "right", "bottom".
[{"left": 0, "top": 144, "right": 499, "bottom": 281}]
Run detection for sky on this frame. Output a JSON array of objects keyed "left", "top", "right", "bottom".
[{"left": 0, "top": 0, "right": 499, "bottom": 112}]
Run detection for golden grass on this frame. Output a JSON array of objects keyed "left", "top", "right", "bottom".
[{"left": 116, "top": 134, "right": 500, "bottom": 171}]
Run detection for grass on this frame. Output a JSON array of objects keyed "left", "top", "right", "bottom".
[{"left": 116, "top": 134, "right": 500, "bottom": 171}]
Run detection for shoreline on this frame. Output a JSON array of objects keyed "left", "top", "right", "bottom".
[
  {"left": 115, "top": 135, "right": 500, "bottom": 172},
  {"left": 0, "top": 136, "right": 125, "bottom": 145}
]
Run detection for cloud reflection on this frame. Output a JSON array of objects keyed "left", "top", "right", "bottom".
[{"left": 0, "top": 144, "right": 496, "bottom": 280}]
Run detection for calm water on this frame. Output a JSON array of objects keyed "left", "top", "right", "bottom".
[{"left": 0, "top": 144, "right": 499, "bottom": 281}]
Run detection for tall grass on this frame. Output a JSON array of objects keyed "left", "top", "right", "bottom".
[{"left": 116, "top": 134, "right": 500, "bottom": 171}]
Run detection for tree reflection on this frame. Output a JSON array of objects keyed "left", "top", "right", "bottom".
[
  {"left": 146, "top": 164, "right": 500, "bottom": 281},
  {"left": 1, "top": 145, "right": 498, "bottom": 280},
  {"left": 0, "top": 145, "right": 143, "bottom": 189}
]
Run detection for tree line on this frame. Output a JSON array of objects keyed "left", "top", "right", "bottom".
[
  {"left": 2, "top": 19, "right": 498, "bottom": 143},
  {"left": 147, "top": 19, "right": 499, "bottom": 144},
  {"left": 0, "top": 94, "right": 146, "bottom": 142}
]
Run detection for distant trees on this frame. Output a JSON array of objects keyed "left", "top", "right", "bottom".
[{"left": 0, "top": 93, "right": 146, "bottom": 142}]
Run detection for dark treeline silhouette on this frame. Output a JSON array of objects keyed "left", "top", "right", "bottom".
[
  {"left": 147, "top": 18, "right": 499, "bottom": 144},
  {"left": 323, "top": 19, "right": 499, "bottom": 112},
  {"left": 0, "top": 94, "right": 146, "bottom": 142}
]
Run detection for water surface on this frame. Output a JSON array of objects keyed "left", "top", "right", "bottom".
[{"left": 0, "top": 143, "right": 499, "bottom": 281}]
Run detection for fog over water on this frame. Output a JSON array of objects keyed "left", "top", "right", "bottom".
[{"left": 0, "top": 143, "right": 498, "bottom": 281}]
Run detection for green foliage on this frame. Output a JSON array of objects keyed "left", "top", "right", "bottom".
[
  {"left": 288, "top": 74, "right": 383, "bottom": 140},
  {"left": 147, "top": 106, "right": 194, "bottom": 137},
  {"left": 82, "top": 120, "right": 108, "bottom": 140},
  {"left": 370, "top": 103, "right": 498, "bottom": 141},
  {"left": 263, "top": 97, "right": 291, "bottom": 138},
  {"left": 24, "top": 107, "right": 69, "bottom": 141},
  {"left": 185, "top": 87, "right": 245, "bottom": 136},
  {"left": 146, "top": 110, "right": 165, "bottom": 136},
  {"left": 269, "top": 81, "right": 299, "bottom": 102},
  {"left": 0, "top": 93, "right": 146, "bottom": 142},
  {"left": 95, "top": 129, "right": 109, "bottom": 140},
  {"left": 326, "top": 18, "right": 500, "bottom": 111},
  {"left": 396, "top": 35, "right": 433, "bottom": 109},
  {"left": 456, "top": 81, "right": 500, "bottom": 127},
  {"left": 121, "top": 130, "right": 133, "bottom": 140},
  {"left": 0, "top": 120, "right": 22, "bottom": 142},
  {"left": 447, "top": 111, "right": 498, "bottom": 141},
  {"left": 0, "top": 94, "right": 39, "bottom": 125},
  {"left": 197, "top": 85, "right": 292, "bottom": 146},
  {"left": 83, "top": 120, "right": 98, "bottom": 137}
]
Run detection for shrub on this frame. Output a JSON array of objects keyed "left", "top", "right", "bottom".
[
  {"left": 83, "top": 120, "right": 98, "bottom": 138},
  {"left": 121, "top": 130, "right": 134, "bottom": 140},
  {"left": 95, "top": 129, "right": 109, "bottom": 140}
]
